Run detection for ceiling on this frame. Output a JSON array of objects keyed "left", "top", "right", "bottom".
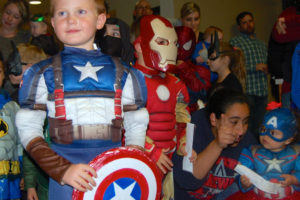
[{"left": 0, "top": 0, "right": 51, "bottom": 16}]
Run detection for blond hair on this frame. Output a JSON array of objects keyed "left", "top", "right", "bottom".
[
  {"left": 219, "top": 42, "right": 246, "bottom": 92},
  {"left": 17, "top": 43, "right": 47, "bottom": 64},
  {"left": 50, "top": 0, "right": 106, "bottom": 16},
  {"left": 180, "top": 2, "right": 200, "bottom": 19},
  {"left": 2, "top": 0, "right": 30, "bottom": 27}
]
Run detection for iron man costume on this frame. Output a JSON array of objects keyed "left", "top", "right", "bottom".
[{"left": 133, "top": 15, "right": 190, "bottom": 165}]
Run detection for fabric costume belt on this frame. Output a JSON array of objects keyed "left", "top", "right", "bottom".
[{"left": 0, "top": 160, "right": 20, "bottom": 176}]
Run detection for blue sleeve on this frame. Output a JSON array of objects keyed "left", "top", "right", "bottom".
[
  {"left": 238, "top": 146, "right": 255, "bottom": 192},
  {"left": 291, "top": 43, "right": 300, "bottom": 109},
  {"left": 192, "top": 42, "right": 204, "bottom": 63},
  {"left": 127, "top": 67, "right": 147, "bottom": 109},
  {"left": 19, "top": 59, "right": 51, "bottom": 108}
]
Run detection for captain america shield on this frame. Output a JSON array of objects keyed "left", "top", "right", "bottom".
[{"left": 72, "top": 147, "right": 162, "bottom": 200}]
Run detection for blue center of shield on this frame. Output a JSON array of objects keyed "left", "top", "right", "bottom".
[{"left": 103, "top": 177, "right": 141, "bottom": 200}]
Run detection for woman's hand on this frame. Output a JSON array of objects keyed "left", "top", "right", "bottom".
[{"left": 215, "top": 114, "right": 236, "bottom": 149}]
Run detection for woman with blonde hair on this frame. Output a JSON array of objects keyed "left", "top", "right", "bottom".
[{"left": 180, "top": 2, "right": 202, "bottom": 42}]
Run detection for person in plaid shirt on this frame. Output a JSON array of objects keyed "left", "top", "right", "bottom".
[{"left": 230, "top": 11, "right": 268, "bottom": 140}]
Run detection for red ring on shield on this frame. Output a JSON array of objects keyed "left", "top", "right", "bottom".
[{"left": 72, "top": 147, "right": 162, "bottom": 200}]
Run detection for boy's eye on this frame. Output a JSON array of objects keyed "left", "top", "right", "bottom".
[
  {"left": 270, "top": 130, "right": 276, "bottom": 136},
  {"left": 79, "top": 9, "right": 87, "bottom": 14},
  {"left": 58, "top": 11, "right": 67, "bottom": 17},
  {"left": 155, "top": 37, "right": 169, "bottom": 45}
]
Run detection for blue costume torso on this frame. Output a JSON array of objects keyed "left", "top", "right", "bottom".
[{"left": 239, "top": 144, "right": 300, "bottom": 198}]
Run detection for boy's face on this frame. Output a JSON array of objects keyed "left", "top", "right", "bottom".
[
  {"left": 30, "top": 22, "right": 48, "bottom": 37},
  {"left": 259, "top": 129, "right": 291, "bottom": 152},
  {"left": 51, "top": 0, "right": 106, "bottom": 50}
]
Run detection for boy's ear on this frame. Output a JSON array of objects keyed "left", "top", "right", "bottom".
[
  {"left": 134, "top": 41, "right": 142, "bottom": 54},
  {"left": 96, "top": 13, "right": 106, "bottom": 30},
  {"left": 210, "top": 113, "right": 217, "bottom": 127}
]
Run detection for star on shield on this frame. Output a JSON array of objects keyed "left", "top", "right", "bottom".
[
  {"left": 111, "top": 181, "right": 136, "bottom": 200},
  {"left": 74, "top": 61, "right": 104, "bottom": 82},
  {"left": 265, "top": 158, "right": 284, "bottom": 173}
]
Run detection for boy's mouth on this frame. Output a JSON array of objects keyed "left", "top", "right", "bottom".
[{"left": 67, "top": 29, "right": 80, "bottom": 33}]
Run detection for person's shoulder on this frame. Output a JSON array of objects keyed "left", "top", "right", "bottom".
[{"left": 17, "top": 29, "right": 31, "bottom": 41}]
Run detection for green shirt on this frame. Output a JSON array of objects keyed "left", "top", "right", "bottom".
[{"left": 230, "top": 33, "right": 268, "bottom": 96}]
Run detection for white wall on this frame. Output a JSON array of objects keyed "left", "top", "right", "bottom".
[{"left": 107, "top": 0, "right": 282, "bottom": 43}]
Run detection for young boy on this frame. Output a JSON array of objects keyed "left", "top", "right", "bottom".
[
  {"left": 16, "top": 0, "right": 148, "bottom": 199},
  {"left": 0, "top": 52, "right": 22, "bottom": 200},
  {"left": 30, "top": 14, "right": 59, "bottom": 56},
  {"left": 232, "top": 107, "right": 300, "bottom": 199}
]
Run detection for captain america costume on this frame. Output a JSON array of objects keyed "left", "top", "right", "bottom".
[
  {"left": 231, "top": 108, "right": 300, "bottom": 199},
  {"left": 16, "top": 46, "right": 148, "bottom": 199},
  {"left": 232, "top": 145, "right": 300, "bottom": 199}
]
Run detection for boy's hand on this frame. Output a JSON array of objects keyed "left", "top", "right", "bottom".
[
  {"left": 215, "top": 114, "right": 236, "bottom": 149},
  {"left": 62, "top": 164, "right": 97, "bottom": 192},
  {"left": 27, "top": 187, "right": 39, "bottom": 200},
  {"left": 19, "top": 178, "right": 24, "bottom": 190},
  {"left": 280, "top": 174, "right": 299, "bottom": 187},
  {"left": 157, "top": 148, "right": 173, "bottom": 174},
  {"left": 240, "top": 175, "right": 252, "bottom": 189}
]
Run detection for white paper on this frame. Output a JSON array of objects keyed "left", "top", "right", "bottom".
[
  {"left": 234, "top": 164, "right": 282, "bottom": 194},
  {"left": 183, "top": 123, "right": 195, "bottom": 173}
]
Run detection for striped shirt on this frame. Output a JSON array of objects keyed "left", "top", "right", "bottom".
[{"left": 230, "top": 33, "right": 268, "bottom": 96}]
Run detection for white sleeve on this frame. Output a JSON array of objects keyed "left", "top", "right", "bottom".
[
  {"left": 123, "top": 108, "right": 149, "bottom": 147},
  {"left": 16, "top": 108, "right": 46, "bottom": 149}
]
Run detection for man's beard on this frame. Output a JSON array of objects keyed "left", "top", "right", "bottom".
[{"left": 241, "top": 27, "right": 255, "bottom": 35}]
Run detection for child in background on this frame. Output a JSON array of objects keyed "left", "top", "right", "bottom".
[
  {"left": 0, "top": 52, "right": 23, "bottom": 200},
  {"left": 30, "top": 14, "right": 59, "bottom": 56},
  {"left": 230, "top": 107, "right": 300, "bottom": 199},
  {"left": 15, "top": 44, "right": 49, "bottom": 200},
  {"left": 207, "top": 37, "right": 246, "bottom": 93},
  {"left": 192, "top": 26, "right": 223, "bottom": 83}
]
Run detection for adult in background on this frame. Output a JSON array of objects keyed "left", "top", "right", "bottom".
[
  {"left": 133, "top": 0, "right": 153, "bottom": 20},
  {"left": 180, "top": 2, "right": 203, "bottom": 42},
  {"left": 230, "top": 11, "right": 268, "bottom": 139},
  {"left": 0, "top": 0, "right": 30, "bottom": 102}
]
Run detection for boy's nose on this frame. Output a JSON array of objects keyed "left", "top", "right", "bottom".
[{"left": 67, "top": 15, "right": 77, "bottom": 24}]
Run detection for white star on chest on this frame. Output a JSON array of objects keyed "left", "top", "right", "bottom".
[
  {"left": 265, "top": 158, "right": 284, "bottom": 173},
  {"left": 110, "top": 181, "right": 136, "bottom": 200},
  {"left": 74, "top": 61, "right": 104, "bottom": 82}
]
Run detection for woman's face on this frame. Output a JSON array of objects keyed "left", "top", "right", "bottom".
[
  {"left": 1, "top": 3, "right": 22, "bottom": 30},
  {"left": 215, "top": 103, "right": 250, "bottom": 147},
  {"left": 181, "top": 11, "right": 200, "bottom": 33}
]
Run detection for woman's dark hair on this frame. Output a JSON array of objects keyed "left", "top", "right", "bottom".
[{"left": 206, "top": 86, "right": 249, "bottom": 119}]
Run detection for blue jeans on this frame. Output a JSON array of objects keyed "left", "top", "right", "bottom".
[{"left": 247, "top": 95, "right": 268, "bottom": 140}]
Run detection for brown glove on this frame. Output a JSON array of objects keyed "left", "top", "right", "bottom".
[{"left": 26, "top": 137, "right": 72, "bottom": 184}]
